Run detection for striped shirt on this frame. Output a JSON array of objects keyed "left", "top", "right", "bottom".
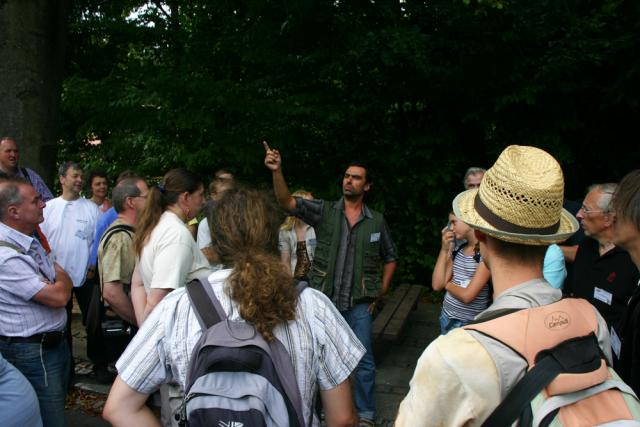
[
  {"left": 0, "top": 222, "right": 65, "bottom": 336},
  {"left": 116, "top": 268, "right": 365, "bottom": 426},
  {"left": 442, "top": 246, "right": 490, "bottom": 322}
]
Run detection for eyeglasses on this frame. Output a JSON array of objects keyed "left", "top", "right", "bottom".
[{"left": 581, "top": 204, "right": 608, "bottom": 216}]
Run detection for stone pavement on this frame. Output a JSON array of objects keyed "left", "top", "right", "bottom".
[{"left": 66, "top": 298, "right": 441, "bottom": 426}]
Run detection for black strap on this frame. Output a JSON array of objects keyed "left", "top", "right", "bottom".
[
  {"left": 99, "top": 224, "right": 135, "bottom": 250},
  {"left": 186, "top": 278, "right": 309, "bottom": 331},
  {"left": 186, "top": 277, "right": 223, "bottom": 329},
  {"left": 482, "top": 355, "right": 563, "bottom": 427},
  {"left": 21, "top": 167, "right": 32, "bottom": 185},
  {"left": 97, "top": 224, "right": 135, "bottom": 305},
  {"left": 482, "top": 333, "right": 604, "bottom": 427},
  {"left": 467, "top": 308, "right": 522, "bottom": 325}
]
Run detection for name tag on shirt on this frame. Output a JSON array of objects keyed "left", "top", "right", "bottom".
[
  {"left": 594, "top": 287, "right": 613, "bottom": 306},
  {"left": 459, "top": 279, "right": 470, "bottom": 289},
  {"left": 308, "top": 239, "right": 317, "bottom": 247},
  {"left": 370, "top": 232, "right": 380, "bottom": 243},
  {"left": 610, "top": 326, "right": 622, "bottom": 359}
]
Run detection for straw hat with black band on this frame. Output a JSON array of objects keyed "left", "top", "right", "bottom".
[{"left": 453, "top": 145, "right": 579, "bottom": 245}]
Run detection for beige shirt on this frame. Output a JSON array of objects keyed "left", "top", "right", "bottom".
[
  {"left": 139, "top": 211, "right": 210, "bottom": 292},
  {"left": 98, "top": 219, "right": 136, "bottom": 286},
  {"left": 396, "top": 279, "right": 611, "bottom": 426},
  {"left": 395, "top": 329, "right": 501, "bottom": 427}
]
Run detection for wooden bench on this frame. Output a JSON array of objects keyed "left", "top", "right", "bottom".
[{"left": 372, "top": 283, "right": 423, "bottom": 342}]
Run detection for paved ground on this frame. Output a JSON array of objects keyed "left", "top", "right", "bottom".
[{"left": 65, "top": 298, "right": 441, "bottom": 426}]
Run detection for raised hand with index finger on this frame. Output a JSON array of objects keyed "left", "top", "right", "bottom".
[{"left": 263, "top": 140, "right": 282, "bottom": 171}]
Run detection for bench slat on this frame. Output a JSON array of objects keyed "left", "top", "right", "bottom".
[
  {"left": 372, "top": 284, "right": 410, "bottom": 340},
  {"left": 381, "top": 285, "right": 423, "bottom": 341}
]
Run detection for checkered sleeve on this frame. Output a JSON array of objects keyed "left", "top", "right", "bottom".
[
  {"left": 311, "top": 291, "right": 365, "bottom": 390},
  {"left": 115, "top": 298, "right": 172, "bottom": 394}
]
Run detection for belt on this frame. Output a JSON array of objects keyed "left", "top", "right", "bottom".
[{"left": 0, "top": 330, "right": 65, "bottom": 348}]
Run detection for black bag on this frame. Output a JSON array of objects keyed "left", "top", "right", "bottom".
[{"left": 85, "top": 224, "right": 135, "bottom": 339}]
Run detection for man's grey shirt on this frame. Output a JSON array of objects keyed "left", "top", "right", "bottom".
[
  {"left": 292, "top": 197, "right": 397, "bottom": 311},
  {"left": 0, "top": 222, "right": 65, "bottom": 336}
]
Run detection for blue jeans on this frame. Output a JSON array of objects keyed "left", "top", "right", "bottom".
[
  {"left": 341, "top": 303, "right": 376, "bottom": 421},
  {"left": 0, "top": 339, "right": 70, "bottom": 427},
  {"left": 439, "top": 311, "right": 467, "bottom": 335}
]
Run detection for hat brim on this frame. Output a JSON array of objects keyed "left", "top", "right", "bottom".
[{"left": 453, "top": 189, "right": 579, "bottom": 245}]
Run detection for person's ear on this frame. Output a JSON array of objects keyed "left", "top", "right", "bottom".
[
  {"left": 364, "top": 182, "right": 372, "bottom": 192},
  {"left": 604, "top": 211, "right": 616, "bottom": 227},
  {"left": 474, "top": 229, "right": 487, "bottom": 243},
  {"left": 6, "top": 204, "right": 20, "bottom": 219}
]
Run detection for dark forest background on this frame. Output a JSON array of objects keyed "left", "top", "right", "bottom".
[{"left": 2, "top": 0, "right": 639, "bottom": 283}]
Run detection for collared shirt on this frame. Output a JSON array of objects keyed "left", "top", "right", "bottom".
[
  {"left": 568, "top": 236, "right": 639, "bottom": 333},
  {"left": 396, "top": 279, "right": 611, "bottom": 427},
  {"left": 98, "top": 219, "right": 136, "bottom": 286},
  {"left": 41, "top": 197, "right": 100, "bottom": 287},
  {"left": 14, "top": 167, "right": 54, "bottom": 202},
  {"left": 116, "top": 269, "right": 365, "bottom": 427},
  {"left": 292, "top": 197, "right": 397, "bottom": 310},
  {"left": 0, "top": 222, "right": 65, "bottom": 336}
]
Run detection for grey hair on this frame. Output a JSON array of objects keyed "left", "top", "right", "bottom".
[
  {"left": 112, "top": 178, "right": 143, "bottom": 213},
  {"left": 463, "top": 167, "right": 486, "bottom": 189},
  {"left": 58, "top": 161, "right": 82, "bottom": 177},
  {"left": 588, "top": 183, "right": 618, "bottom": 212},
  {"left": 0, "top": 179, "right": 27, "bottom": 220}
]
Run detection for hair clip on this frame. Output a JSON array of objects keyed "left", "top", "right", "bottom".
[{"left": 157, "top": 183, "right": 166, "bottom": 194}]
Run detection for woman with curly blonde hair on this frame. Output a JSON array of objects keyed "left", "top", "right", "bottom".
[
  {"left": 279, "top": 189, "right": 317, "bottom": 280},
  {"left": 105, "top": 185, "right": 365, "bottom": 427}
]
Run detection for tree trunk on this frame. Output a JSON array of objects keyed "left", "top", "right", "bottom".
[{"left": 0, "top": 0, "right": 68, "bottom": 187}]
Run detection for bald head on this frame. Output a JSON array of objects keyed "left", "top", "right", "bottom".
[{"left": 0, "top": 137, "right": 19, "bottom": 174}]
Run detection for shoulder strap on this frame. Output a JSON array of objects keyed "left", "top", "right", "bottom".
[
  {"left": 481, "top": 333, "right": 604, "bottom": 427},
  {"left": 99, "top": 224, "right": 135, "bottom": 250},
  {"left": 186, "top": 277, "right": 225, "bottom": 330},
  {"left": 452, "top": 242, "right": 468, "bottom": 260},
  {"left": 20, "top": 167, "right": 32, "bottom": 185},
  {"left": 467, "top": 308, "right": 523, "bottom": 325},
  {"left": 0, "top": 240, "right": 26, "bottom": 254},
  {"left": 295, "top": 280, "right": 309, "bottom": 295}
]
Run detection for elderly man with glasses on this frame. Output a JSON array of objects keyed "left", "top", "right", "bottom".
[{"left": 564, "top": 183, "right": 639, "bottom": 370}]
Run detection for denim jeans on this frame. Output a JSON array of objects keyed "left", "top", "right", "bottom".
[
  {"left": 0, "top": 339, "right": 70, "bottom": 427},
  {"left": 341, "top": 303, "right": 376, "bottom": 422},
  {"left": 439, "top": 311, "right": 467, "bottom": 335}
]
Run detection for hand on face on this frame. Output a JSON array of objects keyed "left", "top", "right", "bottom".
[{"left": 441, "top": 225, "right": 455, "bottom": 251}]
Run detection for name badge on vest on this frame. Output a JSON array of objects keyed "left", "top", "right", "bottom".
[
  {"left": 593, "top": 287, "right": 613, "bottom": 306},
  {"left": 370, "top": 232, "right": 380, "bottom": 243}
]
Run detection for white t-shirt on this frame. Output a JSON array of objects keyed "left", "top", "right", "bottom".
[
  {"left": 196, "top": 217, "right": 211, "bottom": 250},
  {"left": 41, "top": 197, "right": 100, "bottom": 287},
  {"left": 138, "top": 211, "right": 211, "bottom": 292}
]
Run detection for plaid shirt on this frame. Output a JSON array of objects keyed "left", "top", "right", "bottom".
[{"left": 116, "top": 269, "right": 365, "bottom": 426}]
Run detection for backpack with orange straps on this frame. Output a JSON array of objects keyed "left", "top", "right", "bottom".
[{"left": 464, "top": 298, "right": 640, "bottom": 426}]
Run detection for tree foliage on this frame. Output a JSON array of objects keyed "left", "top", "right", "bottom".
[{"left": 60, "top": 0, "right": 640, "bottom": 283}]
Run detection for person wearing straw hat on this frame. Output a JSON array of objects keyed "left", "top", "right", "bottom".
[{"left": 395, "top": 145, "right": 613, "bottom": 426}]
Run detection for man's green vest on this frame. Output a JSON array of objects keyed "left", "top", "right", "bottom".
[{"left": 308, "top": 200, "right": 385, "bottom": 301}]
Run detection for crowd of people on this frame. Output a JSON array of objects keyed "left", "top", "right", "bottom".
[{"left": 1, "top": 134, "right": 640, "bottom": 426}]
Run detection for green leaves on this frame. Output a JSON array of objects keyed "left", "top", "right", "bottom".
[{"left": 59, "top": 0, "right": 640, "bottom": 284}]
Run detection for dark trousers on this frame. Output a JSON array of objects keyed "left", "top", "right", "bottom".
[{"left": 65, "top": 278, "right": 107, "bottom": 370}]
